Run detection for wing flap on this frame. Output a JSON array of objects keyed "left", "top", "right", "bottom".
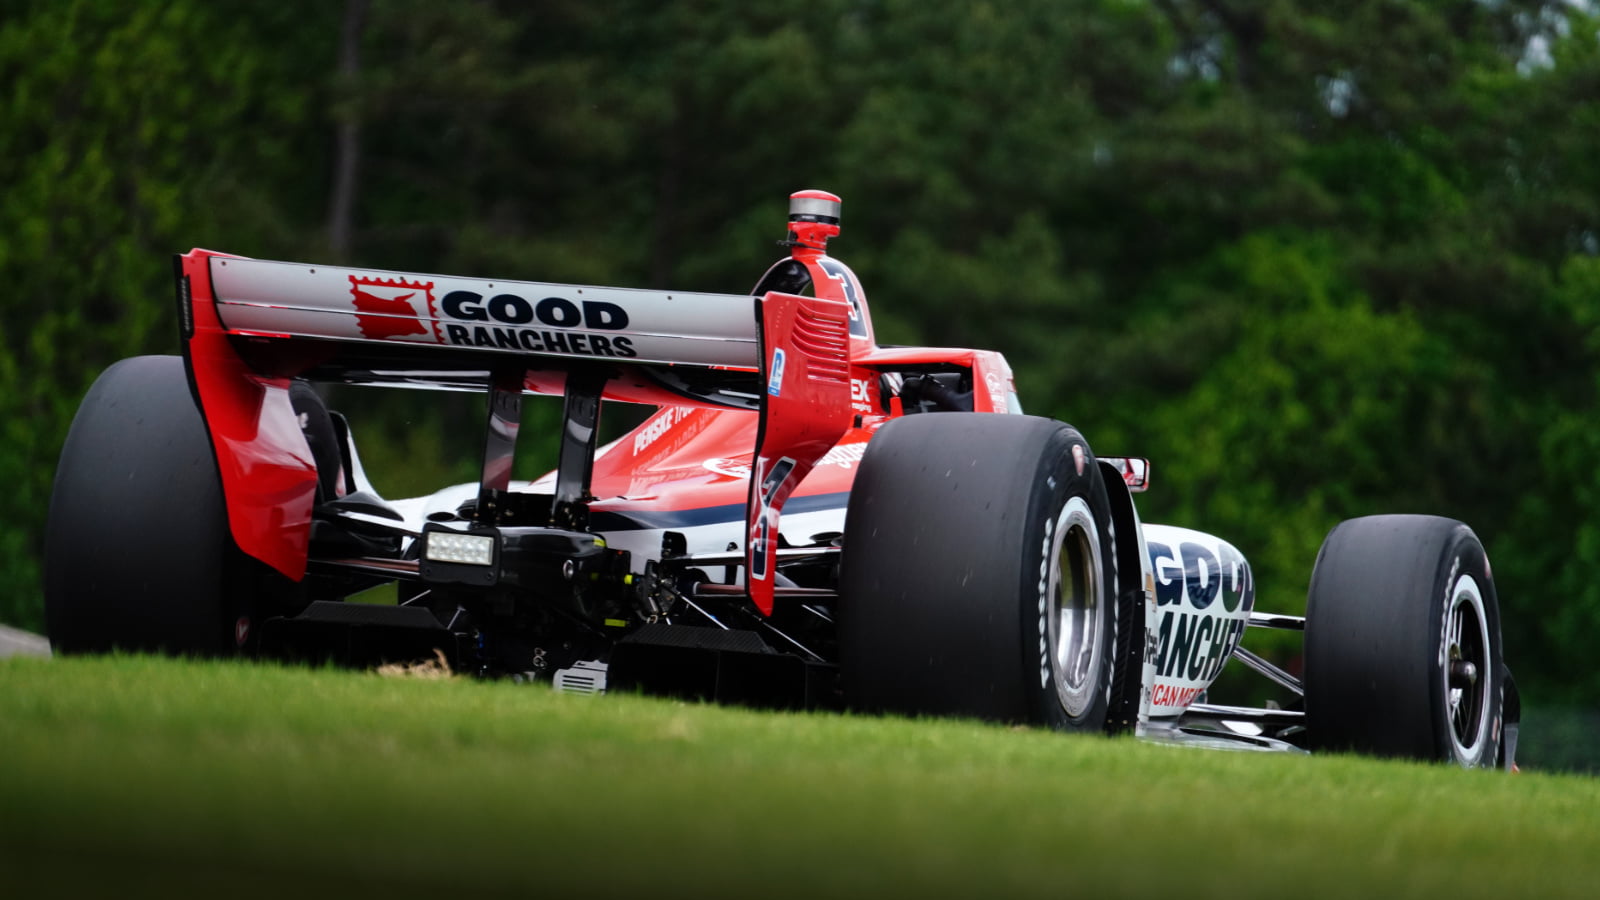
[{"left": 208, "top": 255, "right": 760, "bottom": 369}]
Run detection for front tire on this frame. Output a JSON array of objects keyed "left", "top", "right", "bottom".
[
  {"left": 1303, "top": 514, "right": 1504, "bottom": 766},
  {"left": 44, "top": 355, "right": 283, "bottom": 656},
  {"left": 838, "top": 413, "right": 1123, "bottom": 732}
]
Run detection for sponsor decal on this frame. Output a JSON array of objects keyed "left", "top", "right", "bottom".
[
  {"left": 1103, "top": 515, "right": 1120, "bottom": 713},
  {"left": 1438, "top": 557, "right": 1460, "bottom": 669},
  {"left": 818, "top": 258, "right": 869, "bottom": 338},
  {"left": 1071, "top": 444, "right": 1086, "bottom": 476},
  {"left": 439, "top": 290, "right": 629, "bottom": 330},
  {"left": 1152, "top": 609, "right": 1247, "bottom": 683},
  {"left": 768, "top": 348, "right": 787, "bottom": 397},
  {"left": 1146, "top": 539, "right": 1253, "bottom": 613},
  {"left": 633, "top": 407, "right": 695, "bottom": 455},
  {"left": 850, "top": 377, "right": 874, "bottom": 413},
  {"left": 622, "top": 470, "right": 689, "bottom": 494},
  {"left": 749, "top": 457, "right": 797, "bottom": 580},
  {"left": 440, "top": 323, "right": 636, "bottom": 358},
  {"left": 1144, "top": 536, "right": 1254, "bottom": 687},
  {"left": 817, "top": 442, "right": 867, "bottom": 469},
  {"left": 348, "top": 278, "right": 643, "bottom": 358},
  {"left": 703, "top": 458, "right": 753, "bottom": 480},
  {"left": 434, "top": 289, "right": 637, "bottom": 358},
  {"left": 1037, "top": 516, "right": 1055, "bottom": 689},
  {"left": 1150, "top": 683, "right": 1205, "bottom": 709},
  {"left": 350, "top": 275, "right": 438, "bottom": 341}
]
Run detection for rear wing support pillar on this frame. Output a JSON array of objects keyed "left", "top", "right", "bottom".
[
  {"left": 475, "top": 369, "right": 524, "bottom": 526},
  {"left": 474, "top": 366, "right": 605, "bottom": 531},
  {"left": 551, "top": 369, "right": 606, "bottom": 530}
]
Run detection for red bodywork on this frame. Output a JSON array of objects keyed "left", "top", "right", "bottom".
[
  {"left": 178, "top": 249, "right": 318, "bottom": 579},
  {"left": 175, "top": 197, "right": 1018, "bottom": 612}
]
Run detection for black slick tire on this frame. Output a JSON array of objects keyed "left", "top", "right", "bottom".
[
  {"left": 44, "top": 355, "right": 274, "bottom": 656},
  {"left": 1304, "top": 514, "right": 1504, "bottom": 766},
  {"left": 838, "top": 413, "right": 1122, "bottom": 732}
]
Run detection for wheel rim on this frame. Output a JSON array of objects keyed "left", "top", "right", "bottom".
[
  {"left": 1443, "top": 574, "right": 1492, "bottom": 764},
  {"left": 1048, "top": 497, "right": 1105, "bottom": 718}
]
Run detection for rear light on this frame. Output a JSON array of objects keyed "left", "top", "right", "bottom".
[{"left": 425, "top": 530, "right": 496, "bottom": 566}]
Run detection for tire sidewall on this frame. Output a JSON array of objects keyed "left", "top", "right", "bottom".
[
  {"left": 1022, "top": 426, "right": 1118, "bottom": 731},
  {"left": 1430, "top": 530, "right": 1502, "bottom": 767},
  {"left": 45, "top": 355, "right": 277, "bottom": 656}
]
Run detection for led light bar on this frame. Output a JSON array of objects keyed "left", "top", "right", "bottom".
[{"left": 424, "top": 530, "right": 496, "bottom": 566}]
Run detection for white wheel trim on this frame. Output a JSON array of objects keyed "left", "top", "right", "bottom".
[
  {"left": 1444, "top": 574, "right": 1493, "bottom": 765},
  {"left": 1047, "top": 497, "right": 1106, "bottom": 718}
]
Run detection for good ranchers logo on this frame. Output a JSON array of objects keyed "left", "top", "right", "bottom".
[
  {"left": 346, "top": 275, "right": 641, "bottom": 359},
  {"left": 349, "top": 274, "right": 439, "bottom": 342}
]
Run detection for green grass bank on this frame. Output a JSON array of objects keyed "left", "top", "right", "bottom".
[{"left": 2, "top": 655, "right": 1595, "bottom": 899}]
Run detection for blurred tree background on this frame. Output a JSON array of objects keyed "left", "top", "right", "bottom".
[{"left": 4, "top": 0, "right": 1599, "bottom": 763}]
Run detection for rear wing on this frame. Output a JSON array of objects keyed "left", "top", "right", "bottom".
[
  {"left": 174, "top": 246, "right": 852, "bottom": 605},
  {"left": 205, "top": 255, "right": 761, "bottom": 370}
]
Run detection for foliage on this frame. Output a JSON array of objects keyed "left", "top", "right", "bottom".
[
  {"left": 3, "top": 0, "right": 1599, "bottom": 708},
  {"left": 0, "top": 1, "right": 333, "bottom": 630}
]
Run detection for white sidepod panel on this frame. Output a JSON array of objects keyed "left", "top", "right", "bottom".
[{"left": 1141, "top": 524, "right": 1256, "bottom": 717}]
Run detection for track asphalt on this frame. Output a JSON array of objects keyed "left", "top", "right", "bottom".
[{"left": 0, "top": 624, "right": 50, "bottom": 658}]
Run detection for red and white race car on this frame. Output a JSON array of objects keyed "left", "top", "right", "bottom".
[{"left": 44, "top": 190, "right": 1517, "bottom": 767}]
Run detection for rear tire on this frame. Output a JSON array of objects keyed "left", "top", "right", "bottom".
[
  {"left": 1304, "top": 514, "right": 1504, "bottom": 766},
  {"left": 839, "top": 413, "right": 1123, "bottom": 732},
  {"left": 45, "top": 355, "right": 284, "bottom": 656}
]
